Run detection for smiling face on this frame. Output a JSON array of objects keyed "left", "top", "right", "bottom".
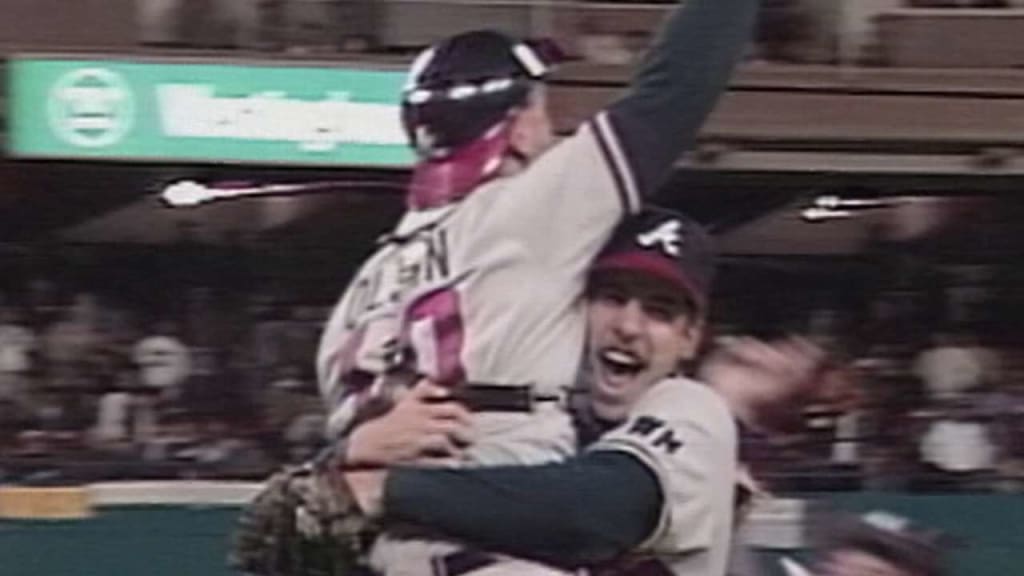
[{"left": 586, "top": 270, "right": 704, "bottom": 422}]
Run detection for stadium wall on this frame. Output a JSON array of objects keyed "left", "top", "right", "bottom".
[{"left": 1, "top": 485, "right": 1021, "bottom": 576}]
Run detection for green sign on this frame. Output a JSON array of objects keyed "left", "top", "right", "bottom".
[{"left": 7, "top": 57, "right": 415, "bottom": 167}]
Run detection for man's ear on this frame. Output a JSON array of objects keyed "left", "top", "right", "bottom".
[
  {"left": 507, "top": 110, "right": 531, "bottom": 152},
  {"left": 677, "top": 316, "right": 706, "bottom": 361},
  {"left": 506, "top": 87, "right": 551, "bottom": 160}
]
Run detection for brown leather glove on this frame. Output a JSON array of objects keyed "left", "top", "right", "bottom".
[{"left": 228, "top": 462, "right": 378, "bottom": 576}]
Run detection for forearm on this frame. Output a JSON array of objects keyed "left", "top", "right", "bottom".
[
  {"left": 610, "top": 0, "right": 759, "bottom": 197},
  {"left": 382, "top": 451, "right": 661, "bottom": 567}
]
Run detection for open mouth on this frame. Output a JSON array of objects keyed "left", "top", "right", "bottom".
[{"left": 599, "top": 348, "right": 645, "bottom": 377}]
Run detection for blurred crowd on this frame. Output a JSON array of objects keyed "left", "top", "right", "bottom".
[
  {"left": 3, "top": 0, "right": 1024, "bottom": 492},
  {"left": 0, "top": 244, "right": 1022, "bottom": 494},
  {"left": 0, "top": 266, "right": 330, "bottom": 484},
  {"left": 140, "top": 0, "right": 1024, "bottom": 64},
  {"left": 736, "top": 258, "right": 1024, "bottom": 495}
]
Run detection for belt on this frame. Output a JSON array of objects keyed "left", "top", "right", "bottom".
[
  {"left": 444, "top": 383, "right": 566, "bottom": 413},
  {"left": 432, "top": 549, "right": 498, "bottom": 576}
]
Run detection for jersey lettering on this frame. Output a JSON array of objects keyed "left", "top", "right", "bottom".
[
  {"left": 343, "top": 227, "right": 452, "bottom": 330},
  {"left": 627, "top": 415, "right": 684, "bottom": 454},
  {"left": 628, "top": 415, "right": 666, "bottom": 437},
  {"left": 651, "top": 429, "right": 683, "bottom": 454}
]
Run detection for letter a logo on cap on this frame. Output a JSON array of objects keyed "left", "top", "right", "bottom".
[{"left": 637, "top": 219, "right": 682, "bottom": 257}]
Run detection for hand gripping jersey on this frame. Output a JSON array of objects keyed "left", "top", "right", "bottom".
[
  {"left": 592, "top": 377, "right": 738, "bottom": 576},
  {"left": 318, "top": 113, "right": 640, "bottom": 464}
]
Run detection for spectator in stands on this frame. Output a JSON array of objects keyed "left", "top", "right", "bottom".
[
  {"left": 755, "top": 0, "right": 813, "bottom": 62},
  {"left": 915, "top": 392, "right": 1001, "bottom": 491},
  {"left": 943, "top": 265, "right": 995, "bottom": 330},
  {"left": 909, "top": 323, "right": 1001, "bottom": 489},
  {"left": 979, "top": 376, "right": 1024, "bottom": 492},
  {"left": 241, "top": 292, "right": 289, "bottom": 380},
  {"left": 797, "top": 360, "right": 866, "bottom": 490},
  {"left": 25, "top": 278, "right": 62, "bottom": 332},
  {"left": 282, "top": 305, "right": 321, "bottom": 370},
  {"left": 90, "top": 387, "right": 137, "bottom": 455},
  {"left": 183, "top": 417, "right": 274, "bottom": 479},
  {"left": 0, "top": 395, "right": 32, "bottom": 455},
  {"left": 35, "top": 383, "right": 92, "bottom": 436},
  {"left": 11, "top": 384, "right": 92, "bottom": 472},
  {"left": 182, "top": 286, "right": 231, "bottom": 388},
  {"left": 259, "top": 363, "right": 323, "bottom": 460},
  {"left": 89, "top": 370, "right": 156, "bottom": 458},
  {"left": 913, "top": 327, "right": 995, "bottom": 401},
  {"left": 0, "top": 301, "right": 37, "bottom": 412},
  {"left": 133, "top": 318, "right": 191, "bottom": 397},
  {"left": 42, "top": 292, "right": 105, "bottom": 391},
  {"left": 855, "top": 344, "right": 922, "bottom": 491},
  {"left": 139, "top": 407, "right": 201, "bottom": 467}
]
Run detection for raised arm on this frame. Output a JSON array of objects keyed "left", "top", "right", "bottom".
[{"left": 608, "top": 0, "right": 759, "bottom": 197}]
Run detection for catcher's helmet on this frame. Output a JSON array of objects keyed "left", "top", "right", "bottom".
[{"left": 402, "top": 30, "right": 553, "bottom": 158}]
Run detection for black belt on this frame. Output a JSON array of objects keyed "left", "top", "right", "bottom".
[
  {"left": 441, "top": 384, "right": 565, "bottom": 413},
  {"left": 348, "top": 369, "right": 567, "bottom": 414},
  {"left": 432, "top": 549, "right": 498, "bottom": 576}
]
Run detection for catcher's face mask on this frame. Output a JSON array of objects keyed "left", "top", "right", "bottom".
[{"left": 401, "top": 30, "right": 558, "bottom": 209}]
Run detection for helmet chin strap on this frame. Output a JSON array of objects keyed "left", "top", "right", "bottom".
[{"left": 406, "top": 120, "right": 518, "bottom": 210}]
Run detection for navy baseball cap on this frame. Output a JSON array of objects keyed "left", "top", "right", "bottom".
[{"left": 591, "top": 208, "right": 715, "bottom": 312}]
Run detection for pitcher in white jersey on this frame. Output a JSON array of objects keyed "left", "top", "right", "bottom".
[
  {"left": 342, "top": 208, "right": 834, "bottom": 576},
  {"left": 315, "top": 0, "right": 761, "bottom": 573}
]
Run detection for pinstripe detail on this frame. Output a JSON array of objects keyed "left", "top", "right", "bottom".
[{"left": 593, "top": 112, "right": 641, "bottom": 213}]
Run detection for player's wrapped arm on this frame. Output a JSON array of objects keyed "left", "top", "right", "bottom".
[
  {"left": 229, "top": 382, "right": 473, "bottom": 576},
  {"left": 380, "top": 450, "right": 661, "bottom": 567},
  {"left": 354, "top": 381, "right": 737, "bottom": 568}
]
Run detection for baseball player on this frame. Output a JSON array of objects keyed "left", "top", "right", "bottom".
[
  {"left": 317, "top": 0, "right": 761, "bottom": 464},
  {"left": 341, "top": 209, "right": 830, "bottom": 576},
  {"left": 290, "top": 0, "right": 760, "bottom": 574}
]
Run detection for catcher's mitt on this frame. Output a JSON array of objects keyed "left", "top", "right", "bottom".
[{"left": 228, "top": 461, "right": 378, "bottom": 576}]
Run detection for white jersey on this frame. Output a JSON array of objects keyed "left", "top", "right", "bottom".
[
  {"left": 592, "top": 377, "right": 738, "bottom": 576},
  {"left": 318, "top": 112, "right": 639, "bottom": 464}
]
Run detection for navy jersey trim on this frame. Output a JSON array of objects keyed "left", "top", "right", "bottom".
[{"left": 590, "top": 112, "right": 641, "bottom": 216}]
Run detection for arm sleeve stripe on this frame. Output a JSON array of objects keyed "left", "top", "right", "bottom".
[{"left": 592, "top": 111, "right": 641, "bottom": 214}]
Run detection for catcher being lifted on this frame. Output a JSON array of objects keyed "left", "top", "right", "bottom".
[
  {"left": 228, "top": 0, "right": 855, "bottom": 573},
  {"left": 230, "top": 211, "right": 848, "bottom": 576}
]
